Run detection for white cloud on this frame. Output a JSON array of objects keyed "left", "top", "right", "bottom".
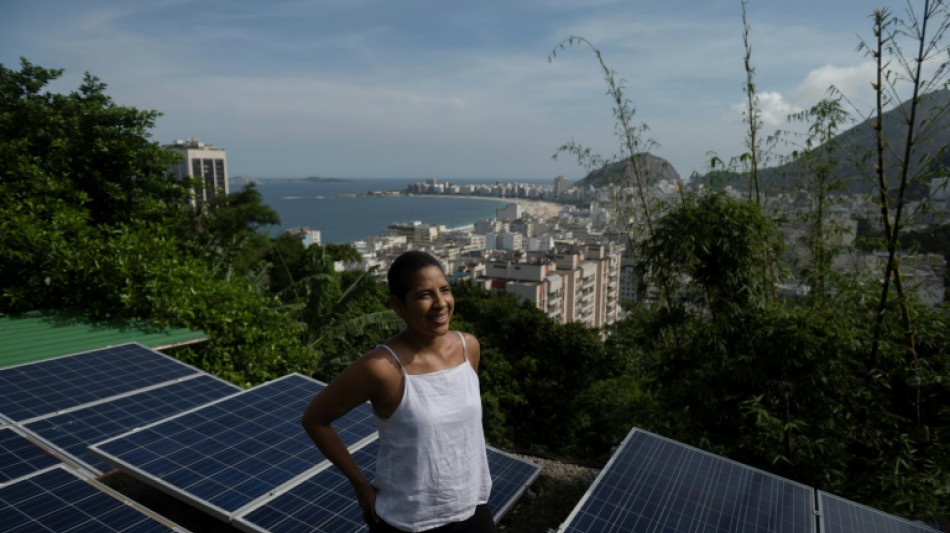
[
  {"left": 730, "top": 91, "right": 800, "bottom": 128},
  {"left": 756, "top": 91, "right": 802, "bottom": 126},
  {"left": 729, "top": 61, "right": 877, "bottom": 132},
  {"left": 3, "top": 0, "right": 894, "bottom": 180},
  {"left": 792, "top": 61, "right": 876, "bottom": 110}
]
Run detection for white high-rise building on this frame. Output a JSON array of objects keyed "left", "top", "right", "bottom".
[
  {"left": 496, "top": 203, "right": 523, "bottom": 221},
  {"left": 165, "top": 138, "right": 229, "bottom": 208},
  {"left": 473, "top": 243, "right": 622, "bottom": 327}
]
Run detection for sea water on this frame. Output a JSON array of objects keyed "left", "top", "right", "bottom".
[{"left": 252, "top": 178, "right": 526, "bottom": 244}]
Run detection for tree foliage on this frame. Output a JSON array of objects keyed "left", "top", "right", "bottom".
[
  {"left": 612, "top": 191, "right": 950, "bottom": 519},
  {"left": 450, "top": 281, "right": 633, "bottom": 456},
  {"left": 0, "top": 58, "right": 319, "bottom": 385}
]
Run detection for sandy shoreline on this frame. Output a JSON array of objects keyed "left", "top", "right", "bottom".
[{"left": 406, "top": 193, "right": 565, "bottom": 220}]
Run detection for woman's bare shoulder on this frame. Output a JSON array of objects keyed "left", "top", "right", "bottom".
[
  {"left": 351, "top": 344, "right": 403, "bottom": 383},
  {"left": 456, "top": 331, "right": 481, "bottom": 370}
]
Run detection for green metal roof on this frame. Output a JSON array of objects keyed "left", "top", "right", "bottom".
[{"left": 0, "top": 309, "right": 208, "bottom": 369}]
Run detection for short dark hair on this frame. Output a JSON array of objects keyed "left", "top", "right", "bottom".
[{"left": 388, "top": 251, "right": 443, "bottom": 300}]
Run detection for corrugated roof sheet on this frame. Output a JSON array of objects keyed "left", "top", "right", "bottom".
[{"left": 0, "top": 309, "right": 208, "bottom": 369}]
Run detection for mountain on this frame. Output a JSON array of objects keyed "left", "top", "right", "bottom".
[
  {"left": 693, "top": 89, "right": 950, "bottom": 198},
  {"left": 574, "top": 153, "right": 681, "bottom": 189}
]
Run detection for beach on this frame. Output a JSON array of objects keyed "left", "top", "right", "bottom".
[{"left": 408, "top": 193, "right": 564, "bottom": 221}]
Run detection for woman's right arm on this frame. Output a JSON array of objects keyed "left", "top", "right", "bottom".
[{"left": 301, "top": 355, "right": 386, "bottom": 524}]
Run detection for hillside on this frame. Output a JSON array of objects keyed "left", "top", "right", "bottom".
[
  {"left": 692, "top": 89, "right": 950, "bottom": 198},
  {"left": 574, "top": 153, "right": 681, "bottom": 189}
]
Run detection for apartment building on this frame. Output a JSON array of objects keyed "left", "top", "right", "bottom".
[
  {"left": 472, "top": 244, "right": 622, "bottom": 327},
  {"left": 387, "top": 221, "right": 443, "bottom": 247},
  {"left": 286, "top": 227, "right": 321, "bottom": 248},
  {"left": 496, "top": 203, "right": 524, "bottom": 221},
  {"left": 165, "top": 138, "right": 228, "bottom": 208}
]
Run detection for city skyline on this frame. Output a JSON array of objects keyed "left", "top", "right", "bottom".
[{"left": 2, "top": 0, "right": 911, "bottom": 182}]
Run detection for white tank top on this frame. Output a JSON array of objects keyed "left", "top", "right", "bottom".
[{"left": 373, "top": 332, "right": 492, "bottom": 532}]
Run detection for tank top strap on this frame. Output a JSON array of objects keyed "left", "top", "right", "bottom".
[
  {"left": 377, "top": 343, "right": 406, "bottom": 374},
  {"left": 457, "top": 331, "right": 468, "bottom": 362}
]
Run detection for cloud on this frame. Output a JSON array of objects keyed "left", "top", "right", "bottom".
[
  {"left": 729, "top": 60, "right": 876, "bottom": 131},
  {"left": 792, "top": 61, "right": 876, "bottom": 109},
  {"left": 756, "top": 92, "right": 802, "bottom": 126},
  {"left": 3, "top": 0, "right": 892, "bottom": 180},
  {"left": 729, "top": 91, "right": 800, "bottom": 129}
]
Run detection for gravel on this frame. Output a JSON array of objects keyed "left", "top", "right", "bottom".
[{"left": 497, "top": 453, "right": 601, "bottom": 533}]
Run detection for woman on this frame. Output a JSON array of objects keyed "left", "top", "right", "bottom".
[{"left": 301, "top": 250, "right": 495, "bottom": 533}]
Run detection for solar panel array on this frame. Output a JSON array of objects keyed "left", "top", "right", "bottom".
[
  {"left": 25, "top": 374, "right": 240, "bottom": 473},
  {"left": 558, "top": 428, "right": 943, "bottom": 533},
  {"left": 485, "top": 446, "right": 543, "bottom": 521},
  {"left": 0, "top": 343, "right": 199, "bottom": 422},
  {"left": 1, "top": 342, "right": 542, "bottom": 532},
  {"left": 0, "top": 465, "right": 187, "bottom": 532},
  {"left": 91, "top": 372, "right": 543, "bottom": 531},
  {"left": 0, "top": 343, "right": 238, "bottom": 533},
  {"left": 0, "top": 427, "right": 61, "bottom": 483},
  {"left": 235, "top": 439, "right": 381, "bottom": 533},
  {"left": 90, "top": 374, "right": 368, "bottom": 518},
  {"left": 0, "top": 343, "right": 240, "bottom": 478},
  {"left": 819, "top": 492, "right": 938, "bottom": 533},
  {"left": 559, "top": 429, "right": 816, "bottom": 533},
  {"left": 233, "top": 441, "right": 542, "bottom": 533}
]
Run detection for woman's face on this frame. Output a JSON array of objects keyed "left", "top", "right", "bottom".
[{"left": 393, "top": 265, "right": 454, "bottom": 338}]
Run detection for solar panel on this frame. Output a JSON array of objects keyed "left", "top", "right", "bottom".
[
  {"left": 24, "top": 374, "right": 240, "bottom": 473},
  {"left": 0, "top": 343, "right": 198, "bottom": 422},
  {"left": 0, "top": 427, "right": 61, "bottom": 483},
  {"left": 234, "top": 441, "right": 542, "bottom": 533},
  {"left": 485, "top": 446, "right": 542, "bottom": 522},
  {"left": 558, "top": 428, "right": 816, "bottom": 533},
  {"left": 90, "top": 374, "right": 376, "bottom": 520},
  {"left": 235, "top": 440, "right": 380, "bottom": 533},
  {"left": 819, "top": 491, "right": 938, "bottom": 533},
  {"left": 0, "top": 465, "right": 188, "bottom": 532}
]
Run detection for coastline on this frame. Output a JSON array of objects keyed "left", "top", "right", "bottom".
[{"left": 406, "top": 193, "right": 564, "bottom": 221}]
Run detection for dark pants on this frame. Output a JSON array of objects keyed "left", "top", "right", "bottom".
[{"left": 368, "top": 504, "right": 497, "bottom": 533}]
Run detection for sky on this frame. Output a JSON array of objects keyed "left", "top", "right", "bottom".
[{"left": 1, "top": 0, "right": 900, "bottom": 182}]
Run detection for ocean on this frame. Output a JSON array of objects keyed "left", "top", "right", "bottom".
[{"left": 251, "top": 178, "right": 540, "bottom": 244}]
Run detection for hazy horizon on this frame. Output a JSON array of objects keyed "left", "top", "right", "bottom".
[{"left": 3, "top": 1, "right": 916, "bottom": 181}]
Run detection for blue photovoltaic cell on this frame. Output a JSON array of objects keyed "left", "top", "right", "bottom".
[
  {"left": 25, "top": 374, "right": 240, "bottom": 473},
  {"left": 819, "top": 491, "right": 938, "bottom": 533},
  {"left": 237, "top": 440, "right": 380, "bottom": 533},
  {"left": 560, "top": 428, "right": 815, "bottom": 533},
  {"left": 235, "top": 442, "right": 542, "bottom": 533},
  {"left": 0, "top": 427, "right": 61, "bottom": 483},
  {"left": 0, "top": 343, "right": 198, "bottom": 422},
  {"left": 91, "top": 374, "right": 375, "bottom": 517},
  {"left": 0, "top": 465, "right": 183, "bottom": 533},
  {"left": 486, "top": 446, "right": 542, "bottom": 522}
]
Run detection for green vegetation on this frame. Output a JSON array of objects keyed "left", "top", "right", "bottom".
[
  {"left": 0, "top": 58, "right": 395, "bottom": 386},
  {"left": 2, "top": 1, "right": 949, "bottom": 525},
  {"left": 544, "top": 1, "right": 949, "bottom": 523}
]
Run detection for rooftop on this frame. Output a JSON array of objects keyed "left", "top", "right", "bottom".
[{"left": 0, "top": 309, "right": 207, "bottom": 369}]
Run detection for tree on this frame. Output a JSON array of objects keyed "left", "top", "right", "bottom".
[
  {"left": 1, "top": 58, "right": 184, "bottom": 312},
  {"left": 188, "top": 183, "right": 281, "bottom": 281},
  {"left": 637, "top": 192, "right": 782, "bottom": 318},
  {"left": 277, "top": 245, "right": 400, "bottom": 355},
  {"left": 0, "top": 58, "right": 313, "bottom": 386},
  {"left": 451, "top": 281, "right": 629, "bottom": 455},
  {"left": 782, "top": 97, "right": 851, "bottom": 304},
  {"left": 0, "top": 58, "right": 185, "bottom": 228}
]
